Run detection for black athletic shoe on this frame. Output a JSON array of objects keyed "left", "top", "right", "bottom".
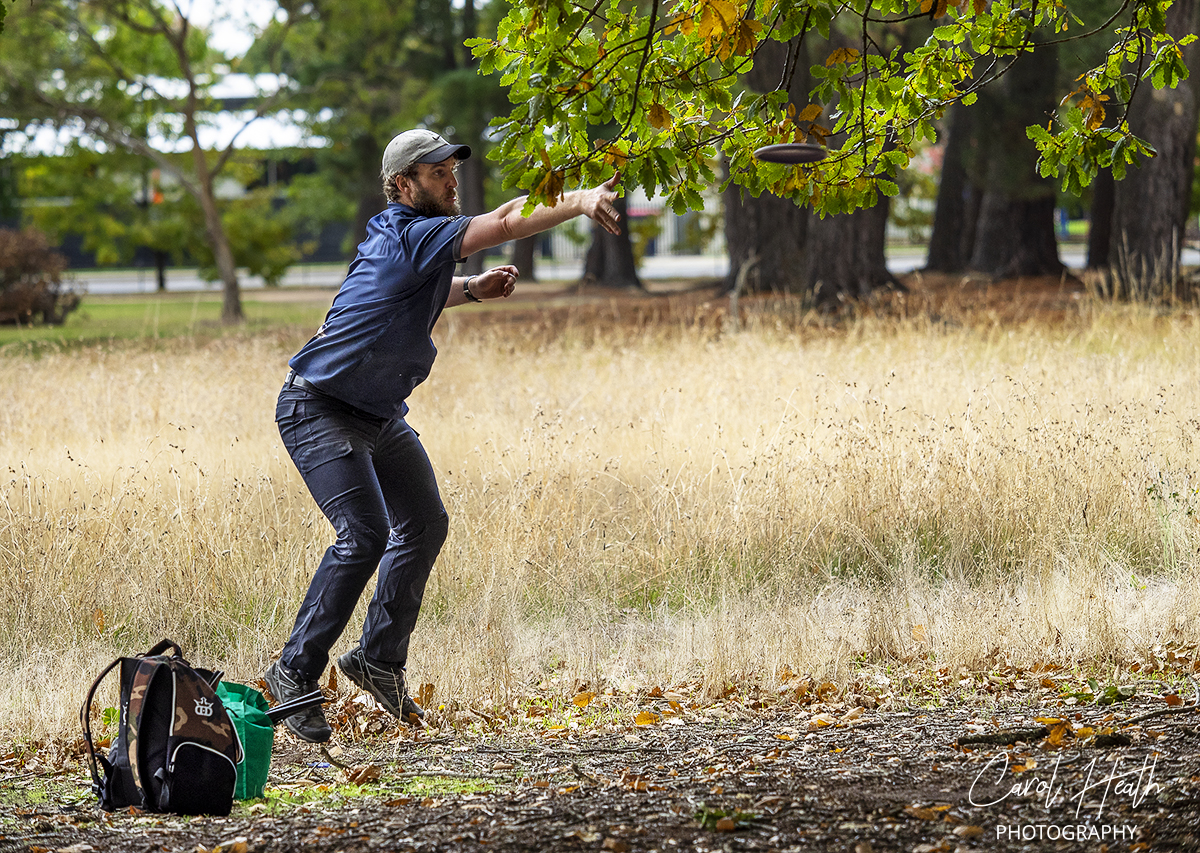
[
  {"left": 264, "top": 660, "right": 332, "bottom": 743},
  {"left": 337, "top": 647, "right": 425, "bottom": 724}
]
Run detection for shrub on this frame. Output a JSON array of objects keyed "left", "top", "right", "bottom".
[{"left": 0, "top": 227, "right": 81, "bottom": 325}]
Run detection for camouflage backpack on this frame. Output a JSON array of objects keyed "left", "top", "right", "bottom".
[{"left": 81, "top": 640, "right": 242, "bottom": 816}]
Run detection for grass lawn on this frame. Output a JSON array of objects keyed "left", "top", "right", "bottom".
[{"left": 0, "top": 290, "right": 335, "bottom": 349}]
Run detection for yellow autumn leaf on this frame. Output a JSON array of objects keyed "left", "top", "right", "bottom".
[
  {"left": 635, "top": 710, "right": 661, "bottom": 726},
  {"left": 648, "top": 102, "right": 672, "bottom": 130},
  {"left": 807, "top": 713, "right": 836, "bottom": 730},
  {"left": 826, "top": 47, "right": 860, "bottom": 66},
  {"left": 797, "top": 103, "right": 823, "bottom": 122},
  {"left": 1045, "top": 722, "right": 1071, "bottom": 747},
  {"left": 573, "top": 691, "right": 596, "bottom": 708}
]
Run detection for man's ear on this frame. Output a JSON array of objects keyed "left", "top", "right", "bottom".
[{"left": 394, "top": 174, "right": 411, "bottom": 203}]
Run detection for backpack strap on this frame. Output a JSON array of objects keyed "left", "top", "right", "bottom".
[
  {"left": 145, "top": 639, "right": 183, "bottom": 659},
  {"left": 124, "top": 656, "right": 168, "bottom": 806},
  {"left": 79, "top": 656, "right": 124, "bottom": 797},
  {"left": 265, "top": 689, "right": 326, "bottom": 726}
]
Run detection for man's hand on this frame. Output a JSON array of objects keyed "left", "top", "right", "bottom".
[
  {"left": 469, "top": 265, "right": 519, "bottom": 299},
  {"left": 581, "top": 174, "right": 621, "bottom": 236}
]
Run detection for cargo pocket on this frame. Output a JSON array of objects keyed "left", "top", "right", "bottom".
[
  {"left": 295, "top": 438, "right": 354, "bottom": 476},
  {"left": 155, "top": 742, "right": 236, "bottom": 816}
]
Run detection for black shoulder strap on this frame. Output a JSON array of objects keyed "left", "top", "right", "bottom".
[
  {"left": 145, "top": 639, "right": 183, "bottom": 659},
  {"left": 265, "top": 689, "right": 327, "bottom": 725},
  {"left": 80, "top": 657, "right": 124, "bottom": 794}
]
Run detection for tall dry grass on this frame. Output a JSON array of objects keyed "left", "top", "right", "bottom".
[{"left": 3, "top": 295, "right": 1199, "bottom": 740}]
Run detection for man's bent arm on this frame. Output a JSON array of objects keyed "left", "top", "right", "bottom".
[{"left": 460, "top": 176, "right": 620, "bottom": 259}]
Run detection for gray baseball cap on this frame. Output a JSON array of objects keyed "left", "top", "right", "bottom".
[{"left": 382, "top": 129, "right": 471, "bottom": 175}]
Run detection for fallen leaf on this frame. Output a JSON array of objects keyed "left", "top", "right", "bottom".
[
  {"left": 572, "top": 691, "right": 596, "bottom": 708},
  {"left": 807, "top": 713, "right": 836, "bottom": 730},
  {"left": 911, "top": 624, "right": 927, "bottom": 643},
  {"left": 1164, "top": 693, "right": 1183, "bottom": 706},
  {"left": 904, "top": 803, "right": 952, "bottom": 820},
  {"left": 344, "top": 764, "right": 381, "bottom": 785},
  {"left": 715, "top": 817, "right": 736, "bottom": 831},
  {"left": 601, "top": 838, "right": 629, "bottom": 852},
  {"left": 635, "top": 710, "right": 661, "bottom": 726},
  {"left": 954, "top": 825, "right": 984, "bottom": 838}
]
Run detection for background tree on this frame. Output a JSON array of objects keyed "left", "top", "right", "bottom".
[
  {"left": 1102, "top": 0, "right": 1200, "bottom": 296},
  {"left": 472, "top": 0, "right": 1193, "bottom": 301},
  {"left": 924, "top": 100, "right": 981, "bottom": 272},
  {"left": 722, "top": 37, "right": 810, "bottom": 295},
  {"left": 965, "top": 38, "right": 1064, "bottom": 277},
  {"left": 0, "top": 0, "right": 294, "bottom": 322},
  {"left": 255, "top": 0, "right": 510, "bottom": 265}
]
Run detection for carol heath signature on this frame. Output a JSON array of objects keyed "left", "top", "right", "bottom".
[{"left": 969, "top": 752, "right": 1161, "bottom": 818}]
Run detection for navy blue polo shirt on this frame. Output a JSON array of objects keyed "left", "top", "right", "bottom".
[{"left": 289, "top": 203, "right": 472, "bottom": 419}]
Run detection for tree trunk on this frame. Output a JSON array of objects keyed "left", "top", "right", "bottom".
[
  {"left": 967, "top": 43, "right": 1063, "bottom": 277},
  {"left": 155, "top": 250, "right": 167, "bottom": 291},
  {"left": 187, "top": 144, "right": 242, "bottom": 324},
  {"left": 1107, "top": 0, "right": 1200, "bottom": 296},
  {"left": 925, "top": 101, "right": 975, "bottom": 272},
  {"left": 1086, "top": 169, "right": 1115, "bottom": 269},
  {"left": 458, "top": 152, "right": 487, "bottom": 276},
  {"left": 724, "top": 174, "right": 808, "bottom": 293},
  {"left": 722, "top": 37, "right": 810, "bottom": 293},
  {"left": 581, "top": 194, "right": 642, "bottom": 288},
  {"left": 804, "top": 198, "right": 899, "bottom": 305},
  {"left": 352, "top": 133, "right": 386, "bottom": 250},
  {"left": 510, "top": 234, "right": 537, "bottom": 281}
]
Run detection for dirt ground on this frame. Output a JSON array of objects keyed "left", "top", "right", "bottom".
[
  {"left": 7, "top": 272, "right": 1200, "bottom": 852},
  {"left": 5, "top": 681, "right": 1200, "bottom": 853}
]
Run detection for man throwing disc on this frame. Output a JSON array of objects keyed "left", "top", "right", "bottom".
[{"left": 265, "top": 129, "right": 620, "bottom": 741}]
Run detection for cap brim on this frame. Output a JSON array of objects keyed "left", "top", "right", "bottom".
[{"left": 417, "top": 143, "right": 472, "bottom": 164}]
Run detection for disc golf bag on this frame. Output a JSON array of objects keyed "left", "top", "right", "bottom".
[{"left": 215, "top": 681, "right": 274, "bottom": 800}]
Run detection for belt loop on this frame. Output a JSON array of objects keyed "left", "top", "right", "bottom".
[{"left": 284, "top": 370, "right": 296, "bottom": 388}]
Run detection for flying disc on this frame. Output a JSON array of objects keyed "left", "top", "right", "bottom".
[{"left": 752, "top": 143, "right": 828, "bottom": 164}]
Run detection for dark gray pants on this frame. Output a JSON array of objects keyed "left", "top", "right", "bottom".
[{"left": 275, "top": 383, "right": 448, "bottom": 679}]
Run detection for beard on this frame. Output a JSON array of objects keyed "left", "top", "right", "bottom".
[{"left": 409, "top": 182, "right": 460, "bottom": 218}]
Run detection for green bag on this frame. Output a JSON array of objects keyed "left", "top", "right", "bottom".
[{"left": 215, "top": 682, "right": 274, "bottom": 800}]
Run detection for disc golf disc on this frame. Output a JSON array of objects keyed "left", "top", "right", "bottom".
[{"left": 752, "top": 143, "right": 828, "bottom": 164}]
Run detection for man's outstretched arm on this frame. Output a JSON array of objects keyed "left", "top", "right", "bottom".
[{"left": 459, "top": 175, "right": 620, "bottom": 260}]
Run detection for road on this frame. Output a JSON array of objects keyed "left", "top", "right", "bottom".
[{"left": 75, "top": 246, "right": 1199, "bottom": 295}]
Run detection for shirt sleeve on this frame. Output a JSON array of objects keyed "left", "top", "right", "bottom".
[{"left": 401, "top": 215, "right": 474, "bottom": 274}]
